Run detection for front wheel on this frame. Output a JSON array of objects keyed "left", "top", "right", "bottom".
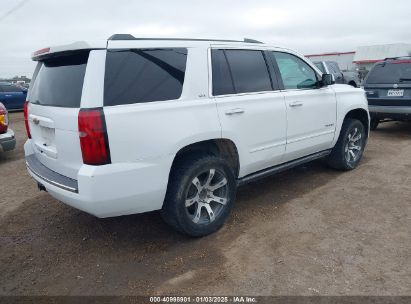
[
  {"left": 328, "top": 118, "right": 366, "bottom": 170},
  {"left": 161, "top": 154, "right": 237, "bottom": 237}
]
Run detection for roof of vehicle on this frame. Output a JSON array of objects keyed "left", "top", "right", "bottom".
[{"left": 32, "top": 34, "right": 295, "bottom": 61}]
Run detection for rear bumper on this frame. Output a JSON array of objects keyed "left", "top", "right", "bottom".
[
  {"left": 24, "top": 140, "right": 172, "bottom": 218},
  {"left": 0, "top": 129, "right": 16, "bottom": 152},
  {"left": 368, "top": 105, "right": 411, "bottom": 120}
]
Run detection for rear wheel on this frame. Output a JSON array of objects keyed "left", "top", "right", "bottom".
[
  {"left": 328, "top": 118, "right": 366, "bottom": 170},
  {"left": 161, "top": 154, "right": 236, "bottom": 237}
]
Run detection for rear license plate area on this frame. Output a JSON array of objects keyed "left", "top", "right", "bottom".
[{"left": 387, "top": 89, "right": 404, "bottom": 97}]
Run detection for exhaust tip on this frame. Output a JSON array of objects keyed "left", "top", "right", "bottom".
[{"left": 37, "top": 183, "right": 47, "bottom": 192}]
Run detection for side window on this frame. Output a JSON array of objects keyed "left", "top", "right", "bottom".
[
  {"left": 273, "top": 52, "right": 318, "bottom": 90},
  {"left": 224, "top": 50, "right": 272, "bottom": 94},
  {"left": 104, "top": 48, "right": 187, "bottom": 106},
  {"left": 211, "top": 50, "right": 235, "bottom": 96}
]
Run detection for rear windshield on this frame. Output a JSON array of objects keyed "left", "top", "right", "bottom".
[
  {"left": 366, "top": 62, "right": 411, "bottom": 84},
  {"left": 29, "top": 52, "right": 89, "bottom": 108},
  {"left": 104, "top": 48, "right": 187, "bottom": 106}
]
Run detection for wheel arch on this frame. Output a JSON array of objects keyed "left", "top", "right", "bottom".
[
  {"left": 344, "top": 108, "right": 370, "bottom": 136},
  {"left": 170, "top": 138, "right": 241, "bottom": 179}
]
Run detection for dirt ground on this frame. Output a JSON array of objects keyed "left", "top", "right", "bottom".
[{"left": 0, "top": 112, "right": 410, "bottom": 296}]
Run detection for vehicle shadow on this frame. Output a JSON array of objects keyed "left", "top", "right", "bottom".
[
  {"left": 0, "top": 158, "right": 340, "bottom": 295},
  {"left": 372, "top": 121, "right": 411, "bottom": 138}
]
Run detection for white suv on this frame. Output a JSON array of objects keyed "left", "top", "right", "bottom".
[{"left": 24, "top": 35, "right": 369, "bottom": 236}]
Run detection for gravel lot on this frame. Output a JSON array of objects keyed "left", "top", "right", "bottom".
[{"left": 0, "top": 112, "right": 410, "bottom": 296}]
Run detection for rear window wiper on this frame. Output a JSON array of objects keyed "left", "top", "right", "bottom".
[{"left": 399, "top": 78, "right": 411, "bottom": 82}]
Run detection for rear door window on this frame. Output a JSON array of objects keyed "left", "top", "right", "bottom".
[
  {"left": 366, "top": 62, "right": 411, "bottom": 84},
  {"left": 224, "top": 50, "right": 272, "bottom": 94},
  {"left": 104, "top": 48, "right": 187, "bottom": 106},
  {"left": 29, "top": 52, "right": 89, "bottom": 108}
]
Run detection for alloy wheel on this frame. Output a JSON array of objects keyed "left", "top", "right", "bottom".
[
  {"left": 344, "top": 127, "right": 363, "bottom": 164},
  {"left": 185, "top": 169, "right": 228, "bottom": 224}
]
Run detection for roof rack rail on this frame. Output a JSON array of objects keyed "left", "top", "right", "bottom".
[
  {"left": 383, "top": 55, "right": 411, "bottom": 61},
  {"left": 108, "top": 34, "right": 264, "bottom": 44},
  {"left": 243, "top": 38, "right": 263, "bottom": 43}
]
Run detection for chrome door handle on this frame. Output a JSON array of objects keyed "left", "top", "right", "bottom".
[
  {"left": 5, "top": 94, "right": 12, "bottom": 97},
  {"left": 289, "top": 101, "right": 303, "bottom": 108},
  {"left": 225, "top": 108, "right": 245, "bottom": 115}
]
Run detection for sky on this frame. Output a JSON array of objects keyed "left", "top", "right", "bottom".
[{"left": 1, "top": 0, "right": 410, "bottom": 78}]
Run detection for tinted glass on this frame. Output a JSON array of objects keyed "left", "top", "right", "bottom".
[
  {"left": 314, "top": 62, "right": 326, "bottom": 73},
  {"left": 224, "top": 50, "right": 272, "bottom": 94},
  {"left": 211, "top": 50, "right": 235, "bottom": 95},
  {"left": 366, "top": 62, "right": 411, "bottom": 84},
  {"left": 273, "top": 52, "right": 318, "bottom": 89},
  {"left": 29, "top": 52, "right": 88, "bottom": 107},
  {"left": 104, "top": 48, "right": 187, "bottom": 106},
  {"left": 1, "top": 84, "right": 23, "bottom": 92}
]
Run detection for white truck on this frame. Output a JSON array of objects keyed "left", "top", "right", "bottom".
[{"left": 24, "top": 35, "right": 369, "bottom": 236}]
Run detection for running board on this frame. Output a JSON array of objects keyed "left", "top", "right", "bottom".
[{"left": 237, "top": 150, "right": 332, "bottom": 186}]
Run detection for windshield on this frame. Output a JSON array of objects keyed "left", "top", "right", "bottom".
[
  {"left": 314, "top": 62, "right": 326, "bottom": 74},
  {"left": 29, "top": 51, "right": 89, "bottom": 107},
  {"left": 366, "top": 61, "right": 411, "bottom": 84}
]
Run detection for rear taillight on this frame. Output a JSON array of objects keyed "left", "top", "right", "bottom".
[
  {"left": 23, "top": 101, "right": 31, "bottom": 138},
  {"left": 78, "top": 108, "right": 111, "bottom": 166},
  {"left": 0, "top": 102, "right": 8, "bottom": 134}
]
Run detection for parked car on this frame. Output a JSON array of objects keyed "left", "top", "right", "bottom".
[
  {"left": 363, "top": 56, "right": 411, "bottom": 130},
  {"left": 313, "top": 61, "right": 360, "bottom": 87},
  {"left": 0, "top": 82, "right": 27, "bottom": 110},
  {"left": 24, "top": 35, "right": 369, "bottom": 236},
  {"left": 0, "top": 102, "right": 16, "bottom": 152}
]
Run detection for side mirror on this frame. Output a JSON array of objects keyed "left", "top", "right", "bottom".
[{"left": 321, "top": 73, "right": 335, "bottom": 86}]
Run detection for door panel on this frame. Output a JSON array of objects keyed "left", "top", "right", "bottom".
[
  {"left": 216, "top": 92, "right": 287, "bottom": 177},
  {"left": 282, "top": 87, "right": 336, "bottom": 161},
  {"left": 271, "top": 52, "right": 337, "bottom": 162},
  {"left": 211, "top": 48, "right": 287, "bottom": 177}
]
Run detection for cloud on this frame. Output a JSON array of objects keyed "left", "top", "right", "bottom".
[{"left": 0, "top": 0, "right": 410, "bottom": 77}]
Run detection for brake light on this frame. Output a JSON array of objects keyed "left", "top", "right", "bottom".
[
  {"left": 0, "top": 102, "right": 8, "bottom": 134},
  {"left": 78, "top": 108, "right": 111, "bottom": 165},
  {"left": 33, "top": 47, "right": 50, "bottom": 56},
  {"left": 23, "top": 101, "right": 31, "bottom": 138}
]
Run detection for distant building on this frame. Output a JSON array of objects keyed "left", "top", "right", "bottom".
[
  {"left": 306, "top": 43, "right": 411, "bottom": 74},
  {"left": 353, "top": 43, "right": 411, "bottom": 71}
]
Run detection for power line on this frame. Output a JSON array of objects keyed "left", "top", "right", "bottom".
[{"left": 0, "top": 0, "right": 30, "bottom": 22}]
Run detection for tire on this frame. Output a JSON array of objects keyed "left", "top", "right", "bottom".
[
  {"left": 348, "top": 81, "right": 357, "bottom": 88},
  {"left": 370, "top": 118, "right": 379, "bottom": 130},
  {"left": 328, "top": 118, "right": 366, "bottom": 171},
  {"left": 161, "top": 154, "right": 237, "bottom": 237}
]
